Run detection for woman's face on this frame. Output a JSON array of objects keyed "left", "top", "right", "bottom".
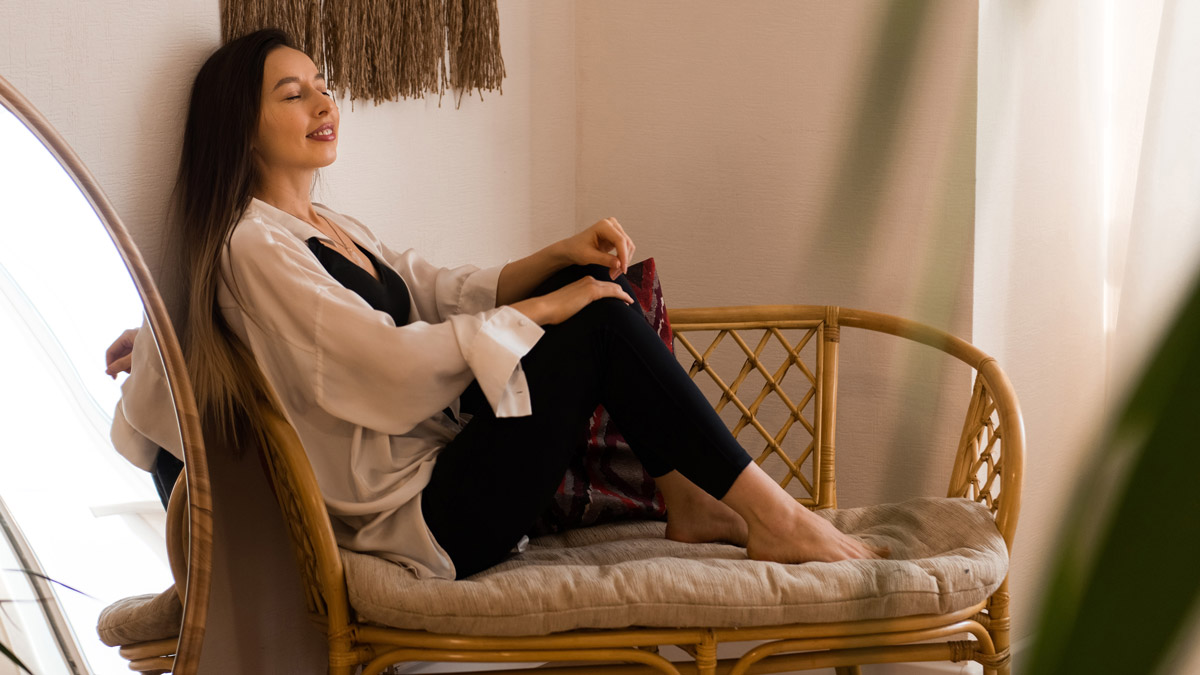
[{"left": 253, "top": 46, "right": 339, "bottom": 174}]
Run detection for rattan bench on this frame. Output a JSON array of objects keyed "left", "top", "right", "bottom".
[{"left": 252, "top": 304, "right": 1023, "bottom": 675}]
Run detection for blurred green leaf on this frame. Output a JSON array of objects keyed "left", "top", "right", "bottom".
[{"left": 1028, "top": 269, "right": 1200, "bottom": 674}]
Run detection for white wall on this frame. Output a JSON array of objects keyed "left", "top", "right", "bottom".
[
  {"left": 0, "top": 0, "right": 217, "bottom": 280},
  {"left": 577, "top": 0, "right": 978, "bottom": 511},
  {"left": 0, "top": 0, "right": 576, "bottom": 297},
  {"left": 317, "top": 1, "right": 577, "bottom": 272},
  {"left": 1, "top": 1, "right": 576, "bottom": 673}
]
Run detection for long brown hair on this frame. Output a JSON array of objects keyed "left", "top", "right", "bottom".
[{"left": 174, "top": 29, "right": 291, "bottom": 453}]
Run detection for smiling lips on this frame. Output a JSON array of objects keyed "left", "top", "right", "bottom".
[{"left": 307, "top": 124, "right": 336, "bottom": 141}]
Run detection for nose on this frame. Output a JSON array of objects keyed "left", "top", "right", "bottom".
[{"left": 314, "top": 90, "right": 335, "bottom": 116}]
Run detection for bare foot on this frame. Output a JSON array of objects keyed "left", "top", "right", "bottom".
[
  {"left": 656, "top": 470, "right": 749, "bottom": 546},
  {"left": 745, "top": 503, "right": 884, "bottom": 563},
  {"left": 665, "top": 499, "right": 749, "bottom": 546}
]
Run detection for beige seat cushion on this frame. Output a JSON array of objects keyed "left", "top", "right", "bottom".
[
  {"left": 96, "top": 585, "right": 181, "bottom": 647},
  {"left": 343, "top": 497, "right": 1008, "bottom": 636}
]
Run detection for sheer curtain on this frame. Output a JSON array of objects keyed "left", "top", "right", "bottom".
[
  {"left": 1107, "top": 0, "right": 1200, "bottom": 407},
  {"left": 976, "top": 0, "right": 1199, "bottom": 669}
]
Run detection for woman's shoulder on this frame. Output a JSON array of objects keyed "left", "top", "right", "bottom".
[
  {"left": 225, "top": 201, "right": 315, "bottom": 273},
  {"left": 229, "top": 205, "right": 297, "bottom": 254}
]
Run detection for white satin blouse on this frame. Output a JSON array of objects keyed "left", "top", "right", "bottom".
[{"left": 112, "top": 198, "right": 545, "bottom": 579}]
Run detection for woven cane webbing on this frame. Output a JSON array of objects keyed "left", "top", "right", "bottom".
[
  {"left": 951, "top": 374, "right": 1005, "bottom": 516},
  {"left": 672, "top": 320, "right": 827, "bottom": 505},
  {"left": 257, "top": 410, "right": 342, "bottom": 619}
]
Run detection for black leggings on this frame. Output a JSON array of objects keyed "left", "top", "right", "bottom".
[{"left": 421, "top": 264, "right": 753, "bottom": 578}]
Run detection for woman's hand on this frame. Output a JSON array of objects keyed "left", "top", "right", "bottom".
[
  {"left": 495, "top": 217, "right": 635, "bottom": 306},
  {"left": 105, "top": 328, "right": 139, "bottom": 378},
  {"left": 511, "top": 276, "right": 634, "bottom": 326},
  {"left": 555, "top": 217, "right": 636, "bottom": 280}
]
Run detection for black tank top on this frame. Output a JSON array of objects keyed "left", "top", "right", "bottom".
[
  {"left": 305, "top": 237, "right": 460, "bottom": 424},
  {"left": 305, "top": 237, "right": 412, "bottom": 326}
]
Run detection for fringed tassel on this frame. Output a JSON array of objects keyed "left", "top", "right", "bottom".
[
  {"left": 442, "top": 0, "right": 464, "bottom": 100},
  {"left": 446, "top": 0, "right": 505, "bottom": 105},
  {"left": 392, "top": 0, "right": 444, "bottom": 101},
  {"left": 222, "top": 0, "right": 504, "bottom": 106},
  {"left": 320, "top": 0, "right": 344, "bottom": 96},
  {"left": 304, "top": 0, "right": 323, "bottom": 74},
  {"left": 221, "top": 0, "right": 313, "bottom": 52},
  {"left": 324, "top": 0, "right": 376, "bottom": 106}
]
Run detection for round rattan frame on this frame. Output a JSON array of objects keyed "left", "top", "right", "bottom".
[{"left": 0, "top": 74, "right": 212, "bottom": 675}]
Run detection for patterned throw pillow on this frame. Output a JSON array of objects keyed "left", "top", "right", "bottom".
[{"left": 530, "top": 258, "right": 673, "bottom": 536}]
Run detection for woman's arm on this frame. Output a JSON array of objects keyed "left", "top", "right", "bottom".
[
  {"left": 495, "top": 243, "right": 569, "bottom": 306},
  {"left": 496, "top": 217, "right": 636, "bottom": 306},
  {"left": 225, "top": 224, "right": 546, "bottom": 428}
]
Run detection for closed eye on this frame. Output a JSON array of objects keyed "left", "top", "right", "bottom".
[{"left": 284, "top": 91, "right": 331, "bottom": 101}]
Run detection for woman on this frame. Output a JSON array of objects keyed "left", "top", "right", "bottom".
[{"left": 110, "top": 29, "right": 882, "bottom": 580}]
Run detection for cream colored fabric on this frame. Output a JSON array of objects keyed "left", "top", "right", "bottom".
[
  {"left": 221, "top": 199, "right": 542, "bottom": 582},
  {"left": 342, "top": 497, "right": 1007, "bottom": 636},
  {"left": 96, "top": 585, "right": 182, "bottom": 647},
  {"left": 113, "top": 197, "right": 545, "bottom": 580},
  {"left": 110, "top": 316, "right": 182, "bottom": 470}
]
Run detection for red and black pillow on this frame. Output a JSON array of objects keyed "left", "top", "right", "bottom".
[{"left": 531, "top": 258, "right": 673, "bottom": 535}]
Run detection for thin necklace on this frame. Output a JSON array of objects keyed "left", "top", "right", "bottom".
[{"left": 318, "top": 214, "right": 368, "bottom": 267}]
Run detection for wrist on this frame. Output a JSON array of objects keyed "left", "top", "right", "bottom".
[
  {"left": 543, "top": 240, "right": 572, "bottom": 269},
  {"left": 510, "top": 297, "right": 545, "bottom": 325}
]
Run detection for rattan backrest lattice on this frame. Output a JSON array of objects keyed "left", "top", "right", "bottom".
[
  {"left": 668, "top": 305, "right": 1024, "bottom": 551},
  {"left": 672, "top": 316, "right": 832, "bottom": 508},
  {"left": 670, "top": 307, "right": 842, "bottom": 509}
]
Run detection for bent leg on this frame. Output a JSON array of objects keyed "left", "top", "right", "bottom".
[
  {"left": 422, "top": 265, "right": 881, "bottom": 578},
  {"left": 422, "top": 267, "right": 754, "bottom": 577}
]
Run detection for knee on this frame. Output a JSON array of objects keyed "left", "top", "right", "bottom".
[
  {"left": 573, "top": 296, "right": 646, "bottom": 331},
  {"left": 532, "top": 264, "right": 609, "bottom": 296}
]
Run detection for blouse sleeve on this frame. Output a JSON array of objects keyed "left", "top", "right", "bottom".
[
  {"left": 221, "top": 222, "right": 544, "bottom": 435},
  {"left": 110, "top": 316, "right": 183, "bottom": 470}
]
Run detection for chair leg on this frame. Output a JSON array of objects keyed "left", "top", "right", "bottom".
[
  {"left": 834, "top": 667, "right": 862, "bottom": 675},
  {"left": 985, "top": 583, "right": 1012, "bottom": 675},
  {"left": 695, "top": 631, "right": 718, "bottom": 675}
]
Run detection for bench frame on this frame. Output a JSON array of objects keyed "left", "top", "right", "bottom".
[{"left": 258, "top": 305, "right": 1023, "bottom": 675}]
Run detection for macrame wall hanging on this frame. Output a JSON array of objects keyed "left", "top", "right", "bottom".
[{"left": 220, "top": 0, "right": 505, "bottom": 107}]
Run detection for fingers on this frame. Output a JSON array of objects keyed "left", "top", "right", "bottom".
[
  {"left": 577, "top": 277, "right": 633, "bottom": 305},
  {"left": 581, "top": 217, "right": 635, "bottom": 278},
  {"left": 602, "top": 217, "right": 635, "bottom": 276},
  {"left": 580, "top": 248, "right": 624, "bottom": 274},
  {"left": 106, "top": 353, "right": 133, "bottom": 379},
  {"left": 105, "top": 328, "right": 139, "bottom": 367},
  {"left": 600, "top": 280, "right": 634, "bottom": 305}
]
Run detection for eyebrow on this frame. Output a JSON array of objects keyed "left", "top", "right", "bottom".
[{"left": 271, "top": 73, "right": 326, "bottom": 92}]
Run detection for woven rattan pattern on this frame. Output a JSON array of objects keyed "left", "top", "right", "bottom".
[
  {"left": 260, "top": 419, "right": 330, "bottom": 617},
  {"left": 951, "top": 375, "right": 1005, "bottom": 516},
  {"left": 673, "top": 322, "right": 825, "bottom": 504}
]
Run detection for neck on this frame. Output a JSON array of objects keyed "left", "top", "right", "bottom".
[{"left": 251, "top": 167, "right": 319, "bottom": 223}]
